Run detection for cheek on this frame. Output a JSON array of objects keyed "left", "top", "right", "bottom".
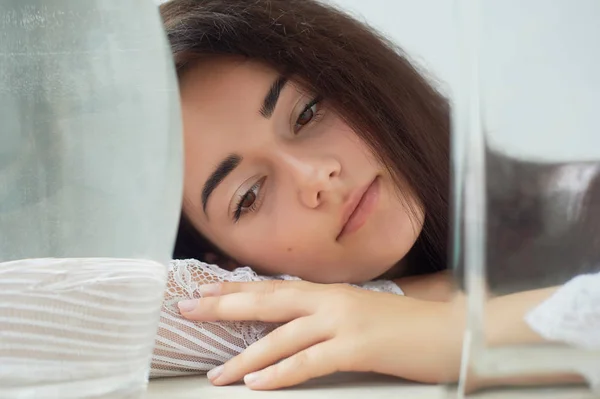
[
  {"left": 229, "top": 211, "right": 331, "bottom": 275},
  {"left": 324, "top": 118, "right": 377, "bottom": 166},
  {"left": 233, "top": 224, "right": 302, "bottom": 262}
]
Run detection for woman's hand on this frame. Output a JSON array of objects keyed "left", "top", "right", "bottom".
[{"left": 177, "top": 280, "right": 463, "bottom": 390}]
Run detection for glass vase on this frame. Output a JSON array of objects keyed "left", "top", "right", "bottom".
[
  {"left": 451, "top": 0, "right": 600, "bottom": 396},
  {"left": 0, "top": 1, "right": 182, "bottom": 398}
]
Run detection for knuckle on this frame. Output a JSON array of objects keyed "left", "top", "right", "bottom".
[
  {"left": 264, "top": 363, "right": 281, "bottom": 382},
  {"left": 192, "top": 296, "right": 220, "bottom": 320},
  {"left": 253, "top": 288, "right": 271, "bottom": 307},
  {"left": 250, "top": 291, "right": 274, "bottom": 320},
  {"left": 217, "top": 282, "right": 232, "bottom": 293},
  {"left": 235, "top": 350, "right": 258, "bottom": 372},
  {"left": 210, "top": 297, "right": 226, "bottom": 319},
  {"left": 285, "top": 285, "right": 304, "bottom": 299},
  {"left": 327, "top": 286, "right": 356, "bottom": 312},
  {"left": 298, "top": 347, "right": 330, "bottom": 378},
  {"left": 279, "top": 350, "right": 312, "bottom": 379},
  {"left": 268, "top": 279, "right": 285, "bottom": 293},
  {"left": 338, "top": 296, "right": 355, "bottom": 313},
  {"left": 263, "top": 325, "right": 284, "bottom": 346},
  {"left": 293, "top": 350, "right": 311, "bottom": 369}
]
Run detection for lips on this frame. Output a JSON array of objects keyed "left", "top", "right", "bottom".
[{"left": 337, "top": 176, "right": 380, "bottom": 240}]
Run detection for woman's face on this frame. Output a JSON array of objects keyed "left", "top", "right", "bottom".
[{"left": 180, "top": 57, "right": 424, "bottom": 284}]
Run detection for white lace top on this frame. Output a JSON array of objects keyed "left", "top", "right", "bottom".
[{"left": 150, "top": 259, "right": 404, "bottom": 378}]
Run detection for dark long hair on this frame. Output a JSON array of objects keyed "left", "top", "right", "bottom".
[{"left": 160, "top": 0, "right": 450, "bottom": 277}]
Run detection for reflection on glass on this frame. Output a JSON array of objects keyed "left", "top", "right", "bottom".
[
  {"left": 453, "top": 0, "right": 600, "bottom": 394},
  {"left": 0, "top": 1, "right": 182, "bottom": 398}
]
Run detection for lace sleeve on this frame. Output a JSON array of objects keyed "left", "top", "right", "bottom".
[
  {"left": 150, "top": 259, "right": 402, "bottom": 378},
  {"left": 525, "top": 272, "right": 600, "bottom": 389}
]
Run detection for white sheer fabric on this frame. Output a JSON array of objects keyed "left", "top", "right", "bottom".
[
  {"left": 525, "top": 272, "right": 600, "bottom": 389},
  {"left": 150, "top": 259, "right": 403, "bottom": 378},
  {"left": 0, "top": 258, "right": 167, "bottom": 398}
]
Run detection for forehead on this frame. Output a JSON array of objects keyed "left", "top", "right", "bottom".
[
  {"left": 179, "top": 57, "right": 277, "bottom": 106},
  {"left": 179, "top": 57, "right": 274, "bottom": 168}
]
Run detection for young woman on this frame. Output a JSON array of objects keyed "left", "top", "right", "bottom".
[{"left": 151, "top": 0, "right": 599, "bottom": 391}]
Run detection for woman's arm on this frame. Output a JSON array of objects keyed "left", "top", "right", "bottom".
[
  {"left": 442, "top": 287, "right": 586, "bottom": 390},
  {"left": 485, "top": 286, "right": 556, "bottom": 345},
  {"left": 156, "top": 260, "right": 593, "bottom": 390},
  {"left": 398, "top": 274, "right": 595, "bottom": 390},
  {"left": 394, "top": 270, "right": 456, "bottom": 302}
]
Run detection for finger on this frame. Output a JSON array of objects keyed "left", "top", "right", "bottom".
[
  {"left": 243, "top": 341, "right": 344, "bottom": 390},
  {"left": 197, "top": 279, "right": 319, "bottom": 297},
  {"left": 210, "top": 316, "right": 331, "bottom": 386},
  {"left": 178, "top": 290, "right": 312, "bottom": 322}
]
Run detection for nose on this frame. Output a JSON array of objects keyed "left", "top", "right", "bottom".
[{"left": 283, "top": 154, "right": 341, "bottom": 208}]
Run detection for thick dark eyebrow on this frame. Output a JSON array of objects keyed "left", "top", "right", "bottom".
[
  {"left": 259, "top": 75, "right": 288, "bottom": 118},
  {"left": 201, "top": 154, "right": 242, "bottom": 215}
]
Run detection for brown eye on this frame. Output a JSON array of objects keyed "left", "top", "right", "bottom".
[
  {"left": 240, "top": 190, "right": 256, "bottom": 209},
  {"left": 296, "top": 106, "right": 315, "bottom": 127},
  {"left": 294, "top": 98, "right": 321, "bottom": 134},
  {"left": 233, "top": 178, "right": 265, "bottom": 222}
]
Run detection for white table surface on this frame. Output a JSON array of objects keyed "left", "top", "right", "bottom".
[{"left": 146, "top": 373, "right": 598, "bottom": 399}]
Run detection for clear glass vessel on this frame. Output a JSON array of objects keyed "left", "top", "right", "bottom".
[
  {"left": 451, "top": 0, "right": 600, "bottom": 396},
  {"left": 0, "top": 1, "right": 182, "bottom": 398}
]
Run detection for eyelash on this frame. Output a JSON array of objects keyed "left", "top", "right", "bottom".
[{"left": 233, "top": 96, "right": 324, "bottom": 222}]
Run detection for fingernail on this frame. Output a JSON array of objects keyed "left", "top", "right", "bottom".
[
  {"left": 177, "top": 299, "right": 198, "bottom": 313},
  {"left": 244, "top": 372, "right": 261, "bottom": 386},
  {"left": 198, "top": 283, "right": 221, "bottom": 297},
  {"left": 207, "top": 365, "right": 224, "bottom": 381}
]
